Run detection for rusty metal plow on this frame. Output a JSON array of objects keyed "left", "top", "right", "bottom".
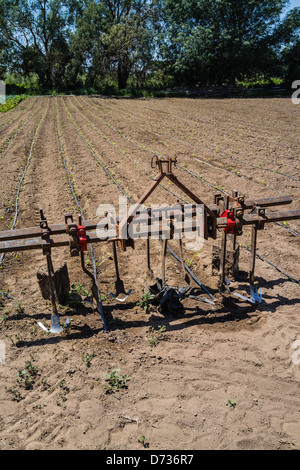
[
  {"left": 0, "top": 157, "right": 300, "bottom": 332},
  {"left": 108, "top": 240, "right": 132, "bottom": 302}
]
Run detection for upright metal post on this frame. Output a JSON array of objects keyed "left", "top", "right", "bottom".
[
  {"left": 219, "top": 196, "right": 229, "bottom": 291},
  {"left": 162, "top": 237, "right": 168, "bottom": 285},
  {"left": 250, "top": 222, "right": 258, "bottom": 285}
]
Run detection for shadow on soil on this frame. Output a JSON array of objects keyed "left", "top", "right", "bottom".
[{"left": 13, "top": 273, "right": 299, "bottom": 348}]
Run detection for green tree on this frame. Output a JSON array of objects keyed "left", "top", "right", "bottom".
[
  {"left": 163, "top": 0, "right": 289, "bottom": 86},
  {"left": 72, "top": 0, "right": 162, "bottom": 90},
  {"left": 276, "top": 7, "right": 300, "bottom": 84},
  {"left": 0, "top": 0, "right": 79, "bottom": 89}
]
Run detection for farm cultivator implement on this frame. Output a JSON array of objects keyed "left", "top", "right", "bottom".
[{"left": 0, "top": 156, "right": 299, "bottom": 334}]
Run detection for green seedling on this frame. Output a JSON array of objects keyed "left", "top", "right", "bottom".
[
  {"left": 82, "top": 352, "right": 94, "bottom": 367},
  {"left": 41, "top": 377, "right": 50, "bottom": 390},
  {"left": 104, "top": 369, "right": 130, "bottom": 394},
  {"left": 185, "top": 249, "right": 201, "bottom": 267},
  {"left": 17, "top": 361, "right": 39, "bottom": 390},
  {"left": 146, "top": 325, "right": 166, "bottom": 347},
  {"left": 138, "top": 435, "right": 149, "bottom": 448},
  {"left": 15, "top": 301, "right": 24, "bottom": 315},
  {"left": 136, "top": 292, "right": 154, "bottom": 313},
  {"left": 1, "top": 309, "right": 10, "bottom": 322},
  {"left": 226, "top": 397, "right": 236, "bottom": 408},
  {"left": 61, "top": 318, "right": 72, "bottom": 333},
  {"left": 70, "top": 282, "right": 90, "bottom": 297}
]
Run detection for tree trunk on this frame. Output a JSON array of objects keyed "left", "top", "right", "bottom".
[{"left": 117, "top": 53, "right": 130, "bottom": 89}]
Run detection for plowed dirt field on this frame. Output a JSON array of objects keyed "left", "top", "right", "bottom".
[{"left": 0, "top": 96, "right": 299, "bottom": 450}]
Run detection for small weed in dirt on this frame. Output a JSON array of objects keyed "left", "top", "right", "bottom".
[
  {"left": 1, "top": 309, "right": 10, "bottom": 323},
  {"left": 61, "top": 318, "right": 72, "bottom": 334},
  {"left": 56, "top": 379, "right": 70, "bottom": 406},
  {"left": 226, "top": 397, "right": 236, "bottom": 408},
  {"left": 138, "top": 435, "right": 149, "bottom": 448},
  {"left": 147, "top": 325, "right": 166, "bottom": 347},
  {"left": 66, "top": 282, "right": 91, "bottom": 309},
  {"left": 41, "top": 377, "right": 50, "bottom": 391},
  {"left": 5, "top": 386, "right": 24, "bottom": 402},
  {"left": 17, "top": 360, "right": 39, "bottom": 390},
  {"left": 136, "top": 292, "right": 154, "bottom": 313},
  {"left": 81, "top": 352, "right": 94, "bottom": 367},
  {"left": 15, "top": 301, "right": 25, "bottom": 316},
  {"left": 104, "top": 369, "right": 130, "bottom": 394}
]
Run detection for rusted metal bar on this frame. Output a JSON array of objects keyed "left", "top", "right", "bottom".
[
  {"left": 242, "top": 196, "right": 293, "bottom": 209},
  {"left": 166, "top": 173, "right": 217, "bottom": 239},
  {"left": 162, "top": 237, "right": 168, "bottom": 285},
  {"left": 1, "top": 197, "right": 294, "bottom": 244},
  {"left": 250, "top": 223, "right": 258, "bottom": 285},
  {"left": 219, "top": 196, "right": 229, "bottom": 291},
  {"left": 0, "top": 233, "right": 102, "bottom": 253},
  {"left": 1, "top": 208, "right": 300, "bottom": 254},
  {"left": 241, "top": 209, "right": 300, "bottom": 226},
  {"left": 217, "top": 209, "right": 300, "bottom": 229}
]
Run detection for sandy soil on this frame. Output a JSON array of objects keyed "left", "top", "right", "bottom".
[{"left": 0, "top": 96, "right": 299, "bottom": 451}]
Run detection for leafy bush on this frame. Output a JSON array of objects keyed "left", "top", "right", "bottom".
[{"left": 0, "top": 95, "right": 26, "bottom": 112}]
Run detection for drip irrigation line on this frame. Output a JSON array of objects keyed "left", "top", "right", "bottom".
[
  {"left": 276, "top": 222, "right": 300, "bottom": 236},
  {"left": 0, "top": 104, "right": 49, "bottom": 266},
  {"left": 86, "top": 97, "right": 300, "bottom": 183},
  {"left": 56, "top": 99, "right": 107, "bottom": 332},
  {"left": 64, "top": 98, "right": 300, "bottom": 293},
  {"left": 0, "top": 96, "right": 37, "bottom": 133},
  {"left": 241, "top": 245, "right": 300, "bottom": 285},
  {"left": 0, "top": 100, "right": 42, "bottom": 156},
  {"left": 79, "top": 96, "right": 300, "bottom": 236},
  {"left": 83, "top": 98, "right": 300, "bottom": 237},
  {"left": 62, "top": 98, "right": 215, "bottom": 300},
  {"left": 69, "top": 97, "right": 189, "bottom": 204}
]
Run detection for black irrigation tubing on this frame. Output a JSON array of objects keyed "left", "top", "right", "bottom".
[
  {"left": 75, "top": 96, "right": 227, "bottom": 199},
  {"left": 241, "top": 245, "right": 300, "bottom": 285},
  {"left": 72, "top": 98, "right": 300, "bottom": 286},
  {"left": 62, "top": 97, "right": 215, "bottom": 300},
  {"left": 139, "top": 101, "right": 296, "bottom": 152},
  {"left": 55, "top": 98, "right": 107, "bottom": 332},
  {"left": 78, "top": 97, "right": 300, "bottom": 238},
  {"left": 0, "top": 96, "right": 36, "bottom": 128},
  {"left": 0, "top": 100, "right": 42, "bottom": 156},
  {"left": 82, "top": 97, "right": 300, "bottom": 202},
  {"left": 0, "top": 103, "right": 49, "bottom": 267},
  {"left": 69, "top": 97, "right": 190, "bottom": 204},
  {"left": 91, "top": 97, "right": 300, "bottom": 182}
]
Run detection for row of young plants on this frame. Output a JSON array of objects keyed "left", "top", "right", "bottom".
[{"left": 0, "top": 95, "right": 27, "bottom": 113}]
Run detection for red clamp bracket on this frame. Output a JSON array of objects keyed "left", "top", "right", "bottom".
[
  {"left": 220, "top": 210, "right": 236, "bottom": 234},
  {"left": 77, "top": 225, "right": 88, "bottom": 252}
]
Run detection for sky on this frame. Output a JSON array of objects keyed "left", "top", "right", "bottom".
[{"left": 287, "top": 0, "right": 300, "bottom": 9}]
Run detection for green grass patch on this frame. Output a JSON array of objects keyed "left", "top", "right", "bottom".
[{"left": 0, "top": 95, "right": 27, "bottom": 112}]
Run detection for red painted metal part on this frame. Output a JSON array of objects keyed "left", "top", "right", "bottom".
[
  {"left": 77, "top": 225, "right": 88, "bottom": 252},
  {"left": 220, "top": 210, "right": 236, "bottom": 234}
]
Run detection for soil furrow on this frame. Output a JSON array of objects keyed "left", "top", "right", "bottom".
[
  {"left": 78, "top": 97, "right": 300, "bottom": 199},
  {"left": 0, "top": 96, "right": 299, "bottom": 452}
]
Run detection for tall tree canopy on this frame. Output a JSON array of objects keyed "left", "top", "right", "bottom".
[
  {"left": 0, "top": 0, "right": 79, "bottom": 88},
  {"left": 0, "top": 0, "right": 299, "bottom": 91},
  {"left": 73, "top": 0, "right": 162, "bottom": 89},
  {"left": 163, "top": 0, "right": 290, "bottom": 85}
]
